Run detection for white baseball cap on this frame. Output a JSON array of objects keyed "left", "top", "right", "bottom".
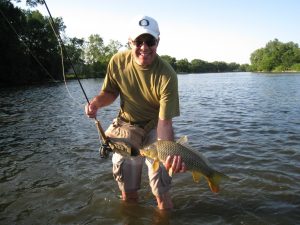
[{"left": 129, "top": 15, "right": 160, "bottom": 40}]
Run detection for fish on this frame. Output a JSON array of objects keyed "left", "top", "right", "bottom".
[{"left": 139, "top": 136, "right": 228, "bottom": 193}]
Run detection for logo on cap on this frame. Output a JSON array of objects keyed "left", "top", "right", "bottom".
[{"left": 139, "top": 19, "right": 150, "bottom": 27}]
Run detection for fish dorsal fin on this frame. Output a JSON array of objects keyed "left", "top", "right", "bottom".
[
  {"left": 176, "top": 137, "right": 209, "bottom": 164},
  {"left": 177, "top": 136, "right": 211, "bottom": 167},
  {"left": 177, "top": 136, "right": 193, "bottom": 149},
  {"left": 176, "top": 136, "right": 189, "bottom": 145},
  {"left": 192, "top": 171, "right": 202, "bottom": 183}
]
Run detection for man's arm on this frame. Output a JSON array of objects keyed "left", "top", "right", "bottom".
[
  {"left": 157, "top": 118, "right": 186, "bottom": 174},
  {"left": 157, "top": 118, "right": 174, "bottom": 141}
]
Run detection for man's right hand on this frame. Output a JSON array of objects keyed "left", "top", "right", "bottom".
[{"left": 85, "top": 103, "right": 98, "bottom": 118}]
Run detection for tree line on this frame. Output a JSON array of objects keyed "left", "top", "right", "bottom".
[
  {"left": 1, "top": 0, "right": 120, "bottom": 86},
  {"left": 250, "top": 39, "right": 300, "bottom": 72},
  {"left": 1, "top": 0, "right": 300, "bottom": 86}
]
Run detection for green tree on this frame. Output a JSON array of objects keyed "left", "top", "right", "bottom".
[
  {"left": 0, "top": 0, "right": 26, "bottom": 85},
  {"left": 24, "top": 0, "right": 44, "bottom": 7},
  {"left": 212, "top": 61, "right": 228, "bottom": 72},
  {"left": 250, "top": 39, "right": 300, "bottom": 72},
  {"left": 83, "top": 35, "right": 122, "bottom": 77},
  {"left": 176, "top": 58, "right": 190, "bottom": 73},
  {"left": 64, "top": 37, "right": 85, "bottom": 75},
  {"left": 280, "top": 41, "right": 300, "bottom": 69},
  {"left": 84, "top": 34, "right": 105, "bottom": 64},
  {"left": 228, "top": 62, "right": 241, "bottom": 72},
  {"left": 239, "top": 64, "right": 251, "bottom": 72},
  {"left": 104, "top": 39, "right": 122, "bottom": 61},
  {"left": 24, "top": 10, "right": 64, "bottom": 81},
  {"left": 160, "top": 55, "right": 177, "bottom": 71},
  {"left": 1, "top": 1, "right": 65, "bottom": 85},
  {"left": 190, "top": 59, "right": 206, "bottom": 73}
]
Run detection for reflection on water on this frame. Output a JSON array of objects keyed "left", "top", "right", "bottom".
[{"left": 1, "top": 73, "right": 300, "bottom": 224}]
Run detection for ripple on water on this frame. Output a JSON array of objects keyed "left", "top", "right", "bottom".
[{"left": 1, "top": 73, "right": 300, "bottom": 224}]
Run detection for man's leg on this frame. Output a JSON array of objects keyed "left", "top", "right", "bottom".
[
  {"left": 112, "top": 154, "right": 144, "bottom": 202},
  {"left": 107, "top": 118, "right": 146, "bottom": 202},
  {"left": 155, "top": 192, "right": 173, "bottom": 209},
  {"left": 146, "top": 159, "right": 173, "bottom": 209},
  {"left": 143, "top": 129, "right": 174, "bottom": 210},
  {"left": 121, "top": 191, "right": 139, "bottom": 202}
]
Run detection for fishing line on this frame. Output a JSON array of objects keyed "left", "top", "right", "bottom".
[
  {"left": 42, "top": 0, "right": 90, "bottom": 104},
  {"left": 3, "top": 0, "right": 112, "bottom": 155},
  {"left": 45, "top": 11, "right": 83, "bottom": 107},
  {"left": 1, "top": 3, "right": 82, "bottom": 106},
  {"left": 42, "top": 0, "right": 109, "bottom": 147}
]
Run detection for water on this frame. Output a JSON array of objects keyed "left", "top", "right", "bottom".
[{"left": 1, "top": 72, "right": 299, "bottom": 225}]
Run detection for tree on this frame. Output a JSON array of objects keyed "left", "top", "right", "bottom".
[
  {"left": 23, "top": 10, "right": 64, "bottom": 81},
  {"left": 64, "top": 37, "right": 85, "bottom": 74},
  {"left": 84, "top": 34, "right": 105, "bottom": 64},
  {"left": 228, "top": 62, "right": 241, "bottom": 72},
  {"left": 160, "top": 55, "right": 177, "bottom": 71},
  {"left": 212, "top": 61, "right": 228, "bottom": 72},
  {"left": 104, "top": 39, "right": 122, "bottom": 61},
  {"left": 0, "top": 0, "right": 26, "bottom": 85},
  {"left": 0, "top": 0, "right": 66, "bottom": 85},
  {"left": 83, "top": 34, "right": 122, "bottom": 77},
  {"left": 190, "top": 59, "right": 206, "bottom": 73},
  {"left": 280, "top": 41, "right": 300, "bottom": 69},
  {"left": 24, "top": 0, "right": 44, "bottom": 7},
  {"left": 250, "top": 39, "right": 300, "bottom": 72},
  {"left": 176, "top": 58, "right": 190, "bottom": 73}
]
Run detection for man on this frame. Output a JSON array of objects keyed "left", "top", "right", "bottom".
[{"left": 85, "top": 15, "right": 186, "bottom": 210}]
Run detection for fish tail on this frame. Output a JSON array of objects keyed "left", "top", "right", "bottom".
[{"left": 207, "top": 171, "right": 228, "bottom": 193}]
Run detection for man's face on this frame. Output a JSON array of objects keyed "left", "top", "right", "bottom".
[{"left": 129, "top": 34, "right": 159, "bottom": 67}]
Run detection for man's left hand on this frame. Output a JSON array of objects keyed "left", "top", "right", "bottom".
[{"left": 164, "top": 155, "right": 187, "bottom": 176}]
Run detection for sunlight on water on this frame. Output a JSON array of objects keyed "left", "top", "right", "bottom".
[{"left": 1, "top": 73, "right": 300, "bottom": 224}]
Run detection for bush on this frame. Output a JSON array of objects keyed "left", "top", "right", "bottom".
[{"left": 290, "top": 63, "right": 300, "bottom": 71}]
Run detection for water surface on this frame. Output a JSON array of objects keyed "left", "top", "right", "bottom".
[{"left": 1, "top": 72, "right": 299, "bottom": 224}]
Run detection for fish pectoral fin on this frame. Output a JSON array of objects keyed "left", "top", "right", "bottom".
[
  {"left": 192, "top": 171, "right": 202, "bottom": 183},
  {"left": 152, "top": 159, "right": 160, "bottom": 172}
]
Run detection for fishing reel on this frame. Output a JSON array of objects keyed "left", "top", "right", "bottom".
[
  {"left": 99, "top": 139, "right": 140, "bottom": 158},
  {"left": 99, "top": 142, "right": 112, "bottom": 159}
]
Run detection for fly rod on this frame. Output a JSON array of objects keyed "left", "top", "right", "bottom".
[{"left": 42, "top": 0, "right": 109, "bottom": 146}]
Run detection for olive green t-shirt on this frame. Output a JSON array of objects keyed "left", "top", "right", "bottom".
[{"left": 102, "top": 50, "right": 180, "bottom": 123}]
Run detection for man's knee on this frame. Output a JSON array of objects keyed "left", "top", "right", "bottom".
[{"left": 146, "top": 159, "right": 172, "bottom": 196}]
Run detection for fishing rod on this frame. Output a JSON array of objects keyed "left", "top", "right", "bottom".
[{"left": 42, "top": 0, "right": 111, "bottom": 157}]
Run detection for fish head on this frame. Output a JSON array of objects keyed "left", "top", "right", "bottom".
[{"left": 139, "top": 143, "right": 158, "bottom": 160}]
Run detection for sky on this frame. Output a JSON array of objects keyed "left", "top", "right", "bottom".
[{"left": 16, "top": 0, "right": 300, "bottom": 64}]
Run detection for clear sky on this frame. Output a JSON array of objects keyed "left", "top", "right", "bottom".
[{"left": 16, "top": 0, "right": 300, "bottom": 64}]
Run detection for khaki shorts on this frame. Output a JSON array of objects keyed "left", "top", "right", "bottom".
[{"left": 106, "top": 118, "right": 172, "bottom": 196}]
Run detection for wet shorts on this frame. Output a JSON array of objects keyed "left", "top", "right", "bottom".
[{"left": 105, "top": 118, "right": 172, "bottom": 196}]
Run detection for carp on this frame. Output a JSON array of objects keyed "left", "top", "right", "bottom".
[{"left": 140, "top": 136, "right": 228, "bottom": 193}]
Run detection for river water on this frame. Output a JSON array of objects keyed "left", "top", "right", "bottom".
[{"left": 1, "top": 72, "right": 299, "bottom": 225}]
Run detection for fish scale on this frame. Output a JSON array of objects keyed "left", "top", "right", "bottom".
[{"left": 157, "top": 141, "right": 215, "bottom": 176}]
